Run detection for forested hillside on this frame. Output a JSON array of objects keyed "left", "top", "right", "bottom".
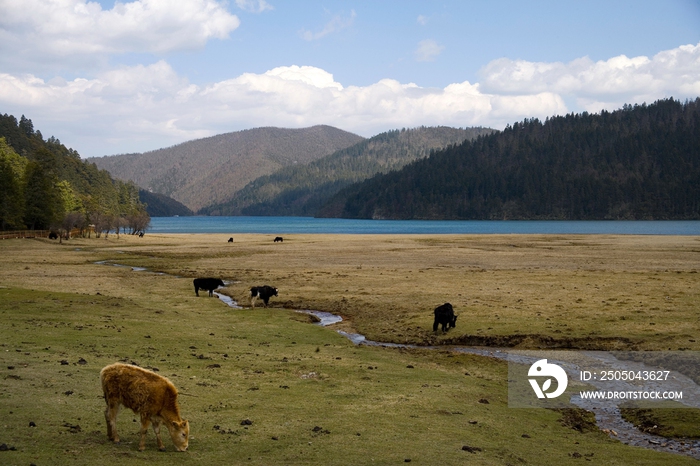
[
  {"left": 0, "top": 113, "right": 149, "bottom": 234},
  {"left": 138, "top": 189, "right": 193, "bottom": 217},
  {"left": 201, "top": 126, "right": 494, "bottom": 216},
  {"left": 319, "top": 98, "right": 700, "bottom": 220},
  {"left": 90, "top": 125, "right": 364, "bottom": 212}
]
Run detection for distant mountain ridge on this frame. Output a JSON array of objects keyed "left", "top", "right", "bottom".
[
  {"left": 89, "top": 125, "right": 364, "bottom": 211},
  {"left": 319, "top": 98, "right": 700, "bottom": 220},
  {"left": 201, "top": 126, "right": 495, "bottom": 216}
]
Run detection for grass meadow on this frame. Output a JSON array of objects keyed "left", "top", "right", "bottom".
[{"left": 0, "top": 233, "right": 698, "bottom": 465}]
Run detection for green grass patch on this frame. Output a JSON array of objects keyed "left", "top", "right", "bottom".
[
  {"left": 0, "top": 285, "right": 695, "bottom": 465},
  {"left": 620, "top": 408, "right": 700, "bottom": 438}
]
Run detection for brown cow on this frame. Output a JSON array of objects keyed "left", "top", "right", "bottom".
[{"left": 100, "top": 363, "right": 190, "bottom": 452}]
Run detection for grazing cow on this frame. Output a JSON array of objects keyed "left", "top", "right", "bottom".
[
  {"left": 100, "top": 363, "right": 189, "bottom": 452},
  {"left": 227, "top": 237, "right": 233, "bottom": 243},
  {"left": 250, "top": 285, "right": 278, "bottom": 308},
  {"left": 139, "top": 232, "right": 145, "bottom": 238},
  {"left": 48, "top": 231, "right": 58, "bottom": 240},
  {"left": 274, "top": 236, "right": 283, "bottom": 242},
  {"left": 433, "top": 302, "right": 458, "bottom": 333},
  {"left": 193, "top": 277, "right": 225, "bottom": 297}
]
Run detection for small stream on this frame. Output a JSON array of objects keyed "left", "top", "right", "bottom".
[
  {"left": 94, "top": 259, "right": 700, "bottom": 460},
  {"left": 94, "top": 260, "right": 148, "bottom": 272},
  {"left": 291, "top": 308, "right": 700, "bottom": 460}
]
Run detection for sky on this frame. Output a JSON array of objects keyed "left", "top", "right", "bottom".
[{"left": 0, "top": 0, "right": 699, "bottom": 158}]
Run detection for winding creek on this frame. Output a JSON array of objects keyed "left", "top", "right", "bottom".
[
  {"left": 96, "top": 259, "right": 700, "bottom": 460},
  {"left": 234, "top": 302, "right": 700, "bottom": 460}
]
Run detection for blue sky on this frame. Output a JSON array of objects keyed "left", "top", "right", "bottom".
[{"left": 1, "top": 0, "right": 699, "bottom": 157}]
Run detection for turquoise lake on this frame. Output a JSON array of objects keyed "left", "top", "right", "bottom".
[{"left": 149, "top": 216, "right": 700, "bottom": 235}]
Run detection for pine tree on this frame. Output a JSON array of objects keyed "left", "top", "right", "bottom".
[{"left": 23, "top": 161, "right": 60, "bottom": 229}]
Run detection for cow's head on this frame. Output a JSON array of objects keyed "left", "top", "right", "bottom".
[
  {"left": 273, "top": 287, "right": 278, "bottom": 296},
  {"left": 217, "top": 279, "right": 225, "bottom": 287},
  {"left": 169, "top": 419, "right": 190, "bottom": 451},
  {"left": 450, "top": 315, "right": 458, "bottom": 328}
]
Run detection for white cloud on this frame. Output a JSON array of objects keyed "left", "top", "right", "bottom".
[
  {"left": 235, "top": 0, "right": 273, "bottom": 13},
  {"left": 417, "top": 15, "right": 428, "bottom": 26},
  {"left": 0, "top": 63, "right": 563, "bottom": 155},
  {"left": 264, "top": 66, "right": 344, "bottom": 90},
  {"left": 300, "top": 10, "right": 356, "bottom": 41},
  {"left": 415, "top": 39, "right": 444, "bottom": 62},
  {"left": 479, "top": 42, "right": 700, "bottom": 113},
  {"left": 0, "top": 0, "right": 240, "bottom": 71},
  {"left": 1, "top": 43, "right": 698, "bottom": 157}
]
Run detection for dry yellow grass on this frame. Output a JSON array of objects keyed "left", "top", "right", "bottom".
[
  {"left": 148, "top": 233, "right": 700, "bottom": 350},
  {"left": 4, "top": 233, "right": 697, "bottom": 351}
]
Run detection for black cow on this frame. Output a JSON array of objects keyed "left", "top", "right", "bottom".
[
  {"left": 227, "top": 237, "right": 233, "bottom": 243},
  {"left": 193, "top": 278, "right": 225, "bottom": 297},
  {"left": 433, "top": 302, "right": 457, "bottom": 333},
  {"left": 274, "top": 237, "right": 283, "bottom": 243},
  {"left": 48, "top": 232, "right": 58, "bottom": 240},
  {"left": 250, "top": 285, "right": 278, "bottom": 308}
]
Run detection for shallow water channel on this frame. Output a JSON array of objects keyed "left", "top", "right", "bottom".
[
  {"left": 96, "top": 260, "right": 700, "bottom": 460},
  {"left": 291, "top": 309, "right": 700, "bottom": 460}
]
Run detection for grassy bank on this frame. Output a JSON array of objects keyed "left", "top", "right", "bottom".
[{"left": 0, "top": 234, "right": 698, "bottom": 465}]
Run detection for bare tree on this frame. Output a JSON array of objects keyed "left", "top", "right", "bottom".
[
  {"left": 91, "top": 211, "right": 113, "bottom": 238},
  {"left": 113, "top": 216, "right": 128, "bottom": 239},
  {"left": 126, "top": 211, "right": 151, "bottom": 235},
  {"left": 55, "top": 211, "right": 85, "bottom": 243}
]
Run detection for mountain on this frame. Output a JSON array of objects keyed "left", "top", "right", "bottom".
[
  {"left": 200, "top": 126, "right": 495, "bottom": 216},
  {"left": 138, "top": 189, "right": 193, "bottom": 217},
  {"left": 89, "top": 125, "right": 364, "bottom": 212},
  {"left": 319, "top": 98, "right": 700, "bottom": 220}
]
